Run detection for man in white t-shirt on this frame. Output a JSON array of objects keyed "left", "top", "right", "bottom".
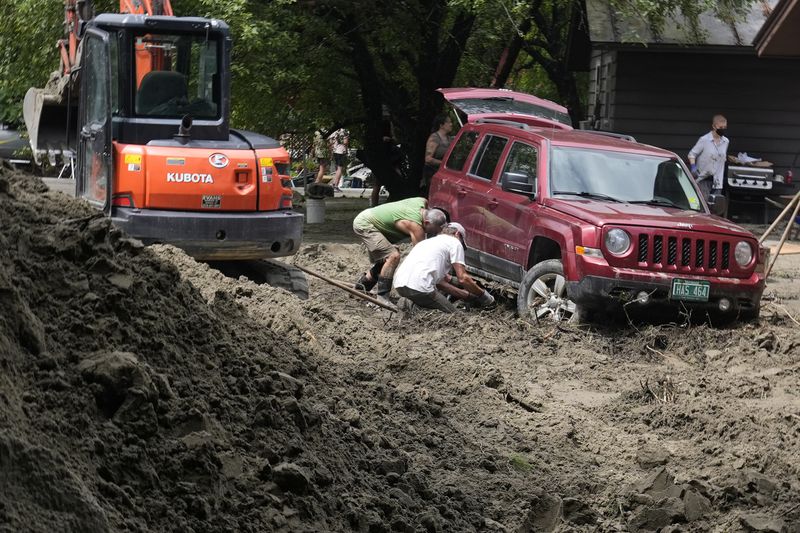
[{"left": 393, "top": 222, "right": 494, "bottom": 313}]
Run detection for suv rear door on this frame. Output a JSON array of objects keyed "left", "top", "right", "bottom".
[
  {"left": 430, "top": 129, "right": 480, "bottom": 224},
  {"left": 459, "top": 132, "right": 510, "bottom": 274}
]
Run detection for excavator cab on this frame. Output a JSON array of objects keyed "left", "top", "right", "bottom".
[
  {"left": 26, "top": 7, "right": 303, "bottom": 261},
  {"left": 76, "top": 17, "right": 227, "bottom": 209}
]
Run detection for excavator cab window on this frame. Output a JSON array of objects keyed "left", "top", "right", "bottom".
[{"left": 133, "top": 32, "right": 219, "bottom": 119}]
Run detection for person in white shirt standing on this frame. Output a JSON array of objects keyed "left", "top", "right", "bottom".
[
  {"left": 393, "top": 222, "right": 494, "bottom": 313},
  {"left": 688, "top": 114, "right": 729, "bottom": 201},
  {"left": 328, "top": 128, "right": 349, "bottom": 191}
]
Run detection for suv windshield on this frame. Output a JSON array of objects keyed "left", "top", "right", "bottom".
[
  {"left": 134, "top": 32, "right": 220, "bottom": 119},
  {"left": 550, "top": 147, "right": 703, "bottom": 212}
]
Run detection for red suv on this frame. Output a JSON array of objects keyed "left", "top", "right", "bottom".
[{"left": 430, "top": 88, "right": 767, "bottom": 322}]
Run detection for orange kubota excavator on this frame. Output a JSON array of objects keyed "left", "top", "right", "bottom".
[{"left": 24, "top": 0, "right": 304, "bottom": 272}]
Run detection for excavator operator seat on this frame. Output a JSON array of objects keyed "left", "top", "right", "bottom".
[{"left": 136, "top": 71, "right": 188, "bottom": 116}]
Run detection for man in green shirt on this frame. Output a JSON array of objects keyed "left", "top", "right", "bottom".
[{"left": 353, "top": 197, "right": 447, "bottom": 305}]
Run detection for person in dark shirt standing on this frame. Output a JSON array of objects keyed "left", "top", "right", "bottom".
[{"left": 421, "top": 113, "right": 453, "bottom": 197}]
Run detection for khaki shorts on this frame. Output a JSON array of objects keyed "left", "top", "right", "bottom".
[{"left": 353, "top": 221, "right": 397, "bottom": 262}]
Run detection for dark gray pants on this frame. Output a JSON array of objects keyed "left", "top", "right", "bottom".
[
  {"left": 396, "top": 286, "right": 457, "bottom": 313},
  {"left": 697, "top": 177, "right": 712, "bottom": 201}
]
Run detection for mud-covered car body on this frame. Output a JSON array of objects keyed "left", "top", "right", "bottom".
[{"left": 430, "top": 88, "right": 767, "bottom": 322}]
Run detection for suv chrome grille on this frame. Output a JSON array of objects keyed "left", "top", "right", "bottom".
[
  {"left": 638, "top": 234, "right": 648, "bottom": 262},
  {"left": 667, "top": 237, "right": 677, "bottom": 265},
  {"left": 653, "top": 235, "right": 663, "bottom": 264},
  {"left": 695, "top": 240, "right": 704, "bottom": 268},
  {"left": 635, "top": 232, "right": 733, "bottom": 274},
  {"left": 681, "top": 238, "right": 691, "bottom": 266}
]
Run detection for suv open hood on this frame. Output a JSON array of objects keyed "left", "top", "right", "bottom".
[
  {"left": 438, "top": 88, "right": 572, "bottom": 130},
  {"left": 545, "top": 198, "right": 753, "bottom": 237}
]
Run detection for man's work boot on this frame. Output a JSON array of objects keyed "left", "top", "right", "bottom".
[
  {"left": 354, "top": 260, "right": 385, "bottom": 292},
  {"left": 374, "top": 277, "right": 395, "bottom": 309},
  {"left": 354, "top": 273, "right": 377, "bottom": 293}
]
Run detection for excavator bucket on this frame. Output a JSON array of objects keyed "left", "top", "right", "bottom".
[{"left": 23, "top": 79, "right": 77, "bottom": 166}]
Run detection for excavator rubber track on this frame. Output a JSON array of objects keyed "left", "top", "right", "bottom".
[{"left": 207, "top": 260, "right": 309, "bottom": 300}]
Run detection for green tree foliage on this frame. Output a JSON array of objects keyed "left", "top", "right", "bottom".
[
  {"left": 488, "top": 0, "right": 756, "bottom": 125},
  {"left": 269, "top": 0, "right": 481, "bottom": 197},
  {"left": 0, "top": 1, "right": 64, "bottom": 125},
  {"left": 0, "top": 0, "right": 755, "bottom": 195},
  {"left": 0, "top": 0, "right": 114, "bottom": 125},
  {"left": 172, "top": 0, "right": 359, "bottom": 138}
]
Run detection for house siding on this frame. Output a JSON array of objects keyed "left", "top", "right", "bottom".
[
  {"left": 587, "top": 50, "right": 617, "bottom": 131},
  {"left": 589, "top": 49, "right": 800, "bottom": 172}
]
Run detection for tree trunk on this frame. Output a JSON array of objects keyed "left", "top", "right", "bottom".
[
  {"left": 490, "top": 19, "right": 532, "bottom": 88},
  {"left": 345, "top": 29, "right": 419, "bottom": 200},
  {"left": 408, "top": 8, "right": 476, "bottom": 195},
  {"left": 322, "top": 2, "right": 476, "bottom": 201},
  {"left": 552, "top": 68, "right": 584, "bottom": 127}
]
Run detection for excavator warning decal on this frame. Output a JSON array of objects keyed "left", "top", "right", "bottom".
[
  {"left": 260, "top": 157, "right": 274, "bottom": 183},
  {"left": 125, "top": 154, "right": 142, "bottom": 172}
]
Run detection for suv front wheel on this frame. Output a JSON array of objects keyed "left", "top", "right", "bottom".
[{"left": 517, "top": 259, "right": 584, "bottom": 324}]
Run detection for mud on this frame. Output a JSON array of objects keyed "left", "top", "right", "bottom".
[{"left": 1, "top": 167, "right": 800, "bottom": 532}]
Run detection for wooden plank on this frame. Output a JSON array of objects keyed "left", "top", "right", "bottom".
[{"left": 767, "top": 241, "right": 800, "bottom": 255}]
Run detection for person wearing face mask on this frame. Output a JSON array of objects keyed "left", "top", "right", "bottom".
[{"left": 688, "top": 114, "right": 729, "bottom": 201}]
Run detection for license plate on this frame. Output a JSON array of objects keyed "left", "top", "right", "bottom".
[{"left": 670, "top": 279, "right": 710, "bottom": 302}]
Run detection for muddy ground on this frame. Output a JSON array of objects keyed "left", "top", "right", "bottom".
[{"left": 1, "top": 167, "right": 799, "bottom": 532}]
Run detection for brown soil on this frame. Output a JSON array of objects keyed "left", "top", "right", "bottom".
[{"left": 1, "top": 167, "right": 799, "bottom": 532}]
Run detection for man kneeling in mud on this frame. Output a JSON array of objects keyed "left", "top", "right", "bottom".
[
  {"left": 392, "top": 222, "right": 494, "bottom": 313},
  {"left": 353, "top": 197, "right": 447, "bottom": 306}
]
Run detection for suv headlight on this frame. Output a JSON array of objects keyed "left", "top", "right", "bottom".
[
  {"left": 605, "top": 229, "right": 631, "bottom": 255},
  {"left": 734, "top": 241, "right": 753, "bottom": 266}
]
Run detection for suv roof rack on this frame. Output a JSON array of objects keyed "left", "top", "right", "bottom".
[
  {"left": 580, "top": 130, "right": 637, "bottom": 142},
  {"left": 474, "top": 118, "right": 530, "bottom": 130}
]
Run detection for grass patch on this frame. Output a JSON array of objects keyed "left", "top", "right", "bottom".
[{"left": 508, "top": 454, "right": 533, "bottom": 472}]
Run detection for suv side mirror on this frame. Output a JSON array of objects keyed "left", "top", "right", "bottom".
[
  {"left": 501, "top": 171, "right": 535, "bottom": 197},
  {"left": 708, "top": 192, "right": 727, "bottom": 216}
]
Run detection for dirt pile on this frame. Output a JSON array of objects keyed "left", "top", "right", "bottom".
[
  {"left": 2, "top": 167, "right": 800, "bottom": 532},
  {"left": 0, "top": 168, "right": 488, "bottom": 532}
]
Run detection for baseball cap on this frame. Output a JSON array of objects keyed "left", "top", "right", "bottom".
[{"left": 447, "top": 222, "right": 467, "bottom": 246}]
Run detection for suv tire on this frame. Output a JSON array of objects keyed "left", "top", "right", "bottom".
[
  {"left": 739, "top": 305, "right": 760, "bottom": 322},
  {"left": 517, "top": 259, "right": 584, "bottom": 324}
]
